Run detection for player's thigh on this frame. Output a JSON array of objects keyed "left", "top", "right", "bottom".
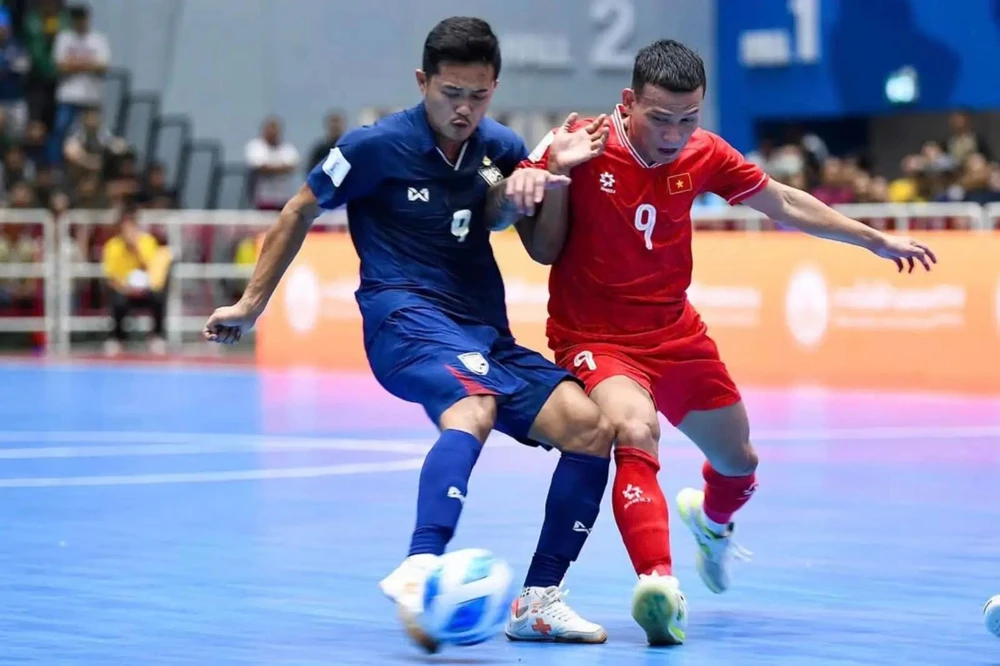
[
  {"left": 365, "top": 308, "right": 512, "bottom": 437},
  {"left": 491, "top": 343, "right": 613, "bottom": 457},
  {"left": 555, "top": 343, "right": 661, "bottom": 454},
  {"left": 590, "top": 375, "right": 661, "bottom": 456}
]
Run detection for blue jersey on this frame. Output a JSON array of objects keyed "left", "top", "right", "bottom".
[{"left": 306, "top": 103, "right": 528, "bottom": 338}]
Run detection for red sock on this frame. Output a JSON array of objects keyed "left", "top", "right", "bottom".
[
  {"left": 612, "top": 447, "right": 672, "bottom": 576},
  {"left": 702, "top": 461, "right": 758, "bottom": 525}
]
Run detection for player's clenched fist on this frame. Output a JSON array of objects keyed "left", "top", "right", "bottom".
[
  {"left": 547, "top": 112, "right": 610, "bottom": 176},
  {"left": 203, "top": 301, "right": 260, "bottom": 345},
  {"left": 505, "top": 168, "right": 571, "bottom": 217}
]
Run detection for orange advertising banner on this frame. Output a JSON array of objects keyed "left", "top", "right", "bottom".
[{"left": 257, "top": 231, "right": 1000, "bottom": 393}]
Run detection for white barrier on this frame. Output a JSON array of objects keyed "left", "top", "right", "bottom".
[
  {"left": 0, "top": 209, "right": 56, "bottom": 339},
  {"left": 14, "top": 201, "right": 995, "bottom": 353}
]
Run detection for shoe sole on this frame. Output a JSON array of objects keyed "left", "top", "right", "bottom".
[
  {"left": 504, "top": 628, "right": 608, "bottom": 644},
  {"left": 397, "top": 605, "right": 440, "bottom": 654},
  {"left": 631, "top": 579, "right": 685, "bottom": 646},
  {"left": 676, "top": 489, "right": 727, "bottom": 595}
]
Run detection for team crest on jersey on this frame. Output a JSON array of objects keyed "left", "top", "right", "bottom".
[
  {"left": 457, "top": 352, "right": 490, "bottom": 376},
  {"left": 478, "top": 156, "right": 504, "bottom": 187}
]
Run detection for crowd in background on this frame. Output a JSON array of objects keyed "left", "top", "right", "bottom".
[
  {"left": 1, "top": 3, "right": 998, "bottom": 350},
  {"left": 738, "top": 111, "right": 999, "bottom": 208}
]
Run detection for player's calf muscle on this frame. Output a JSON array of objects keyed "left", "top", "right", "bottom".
[
  {"left": 678, "top": 404, "right": 758, "bottom": 476},
  {"left": 439, "top": 396, "right": 497, "bottom": 443}
]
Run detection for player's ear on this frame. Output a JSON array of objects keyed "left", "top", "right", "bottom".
[
  {"left": 415, "top": 69, "right": 428, "bottom": 94},
  {"left": 621, "top": 88, "right": 637, "bottom": 109}
]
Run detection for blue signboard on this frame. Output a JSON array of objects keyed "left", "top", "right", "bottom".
[{"left": 716, "top": 0, "right": 1000, "bottom": 151}]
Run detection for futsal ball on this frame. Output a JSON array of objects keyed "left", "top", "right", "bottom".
[
  {"left": 419, "top": 548, "right": 518, "bottom": 647},
  {"left": 985, "top": 595, "right": 1000, "bottom": 637}
]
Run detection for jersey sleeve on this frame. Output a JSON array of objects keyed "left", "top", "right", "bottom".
[
  {"left": 494, "top": 130, "right": 530, "bottom": 177},
  {"left": 518, "top": 130, "right": 555, "bottom": 170},
  {"left": 305, "top": 126, "right": 385, "bottom": 210},
  {"left": 516, "top": 118, "right": 593, "bottom": 171},
  {"left": 703, "top": 135, "right": 770, "bottom": 205}
]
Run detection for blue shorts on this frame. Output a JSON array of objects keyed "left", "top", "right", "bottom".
[{"left": 365, "top": 307, "right": 578, "bottom": 447}]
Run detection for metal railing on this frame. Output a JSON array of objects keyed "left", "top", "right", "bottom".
[
  {"left": 0, "top": 209, "right": 56, "bottom": 339},
  {"left": 0, "top": 202, "right": 994, "bottom": 354}
]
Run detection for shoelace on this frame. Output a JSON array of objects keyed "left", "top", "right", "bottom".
[{"left": 536, "top": 585, "right": 581, "bottom": 623}]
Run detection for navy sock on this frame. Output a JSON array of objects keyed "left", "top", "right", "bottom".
[
  {"left": 407, "top": 429, "right": 483, "bottom": 557},
  {"left": 524, "top": 451, "right": 610, "bottom": 588}
]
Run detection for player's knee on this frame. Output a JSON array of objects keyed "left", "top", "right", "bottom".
[
  {"left": 439, "top": 395, "right": 497, "bottom": 443},
  {"left": 712, "top": 441, "right": 759, "bottom": 477},
  {"left": 562, "top": 411, "right": 614, "bottom": 458},
  {"left": 613, "top": 418, "right": 660, "bottom": 456}
]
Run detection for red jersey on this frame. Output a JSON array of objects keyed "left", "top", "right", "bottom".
[{"left": 520, "top": 105, "right": 769, "bottom": 347}]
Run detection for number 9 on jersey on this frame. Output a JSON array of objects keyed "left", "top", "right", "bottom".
[{"left": 452, "top": 209, "right": 472, "bottom": 242}]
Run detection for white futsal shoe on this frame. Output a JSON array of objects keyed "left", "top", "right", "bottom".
[
  {"left": 378, "top": 554, "right": 441, "bottom": 653},
  {"left": 631, "top": 572, "right": 688, "bottom": 645},
  {"left": 676, "top": 488, "right": 752, "bottom": 593},
  {"left": 504, "top": 584, "right": 607, "bottom": 643}
]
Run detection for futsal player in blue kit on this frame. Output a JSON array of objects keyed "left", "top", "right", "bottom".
[{"left": 204, "top": 17, "right": 616, "bottom": 651}]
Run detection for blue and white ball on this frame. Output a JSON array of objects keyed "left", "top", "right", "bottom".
[
  {"left": 985, "top": 595, "right": 1000, "bottom": 637},
  {"left": 420, "top": 548, "right": 518, "bottom": 647}
]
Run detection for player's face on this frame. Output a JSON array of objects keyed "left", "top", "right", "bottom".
[
  {"left": 622, "top": 84, "right": 704, "bottom": 164},
  {"left": 417, "top": 63, "right": 497, "bottom": 145}
]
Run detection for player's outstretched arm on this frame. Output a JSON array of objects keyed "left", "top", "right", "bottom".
[
  {"left": 743, "top": 180, "right": 937, "bottom": 273},
  {"left": 203, "top": 184, "right": 320, "bottom": 343}
]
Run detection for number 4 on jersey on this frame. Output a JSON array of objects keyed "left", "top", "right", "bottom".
[{"left": 451, "top": 209, "right": 472, "bottom": 242}]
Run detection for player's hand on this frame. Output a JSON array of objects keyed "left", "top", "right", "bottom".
[
  {"left": 203, "top": 301, "right": 261, "bottom": 345},
  {"left": 869, "top": 233, "right": 937, "bottom": 273},
  {"left": 548, "top": 112, "right": 610, "bottom": 176},
  {"left": 505, "top": 167, "right": 572, "bottom": 217}
]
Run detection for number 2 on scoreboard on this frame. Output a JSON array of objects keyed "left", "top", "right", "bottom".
[{"left": 634, "top": 203, "right": 656, "bottom": 250}]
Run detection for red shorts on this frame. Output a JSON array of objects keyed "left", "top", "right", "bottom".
[{"left": 551, "top": 307, "right": 741, "bottom": 427}]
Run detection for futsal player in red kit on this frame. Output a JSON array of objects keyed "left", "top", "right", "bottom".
[{"left": 511, "top": 39, "right": 936, "bottom": 645}]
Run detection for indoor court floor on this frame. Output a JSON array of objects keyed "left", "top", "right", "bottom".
[{"left": 1, "top": 361, "right": 999, "bottom": 665}]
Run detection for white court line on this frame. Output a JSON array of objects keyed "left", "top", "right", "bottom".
[
  {"left": 1, "top": 425, "right": 999, "bottom": 449},
  {"left": 0, "top": 438, "right": 429, "bottom": 459},
  {"left": 0, "top": 436, "right": 428, "bottom": 489},
  {"left": 0, "top": 458, "right": 425, "bottom": 488}
]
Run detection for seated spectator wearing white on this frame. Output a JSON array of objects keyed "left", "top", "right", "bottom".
[
  {"left": 63, "top": 106, "right": 127, "bottom": 184},
  {"left": 245, "top": 116, "right": 299, "bottom": 211},
  {"left": 49, "top": 3, "right": 109, "bottom": 165},
  {"left": 100, "top": 207, "right": 172, "bottom": 356},
  {"left": 0, "top": 7, "right": 32, "bottom": 140}
]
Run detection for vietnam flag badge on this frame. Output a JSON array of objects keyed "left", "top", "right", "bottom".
[{"left": 667, "top": 172, "right": 693, "bottom": 195}]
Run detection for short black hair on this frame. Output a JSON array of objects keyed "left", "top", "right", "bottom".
[
  {"left": 422, "top": 17, "right": 501, "bottom": 79},
  {"left": 68, "top": 3, "right": 90, "bottom": 20},
  {"left": 632, "top": 39, "right": 706, "bottom": 97}
]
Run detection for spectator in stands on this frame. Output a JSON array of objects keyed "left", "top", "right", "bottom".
[
  {"left": 888, "top": 154, "right": 926, "bottom": 202},
  {"left": 245, "top": 116, "right": 299, "bottom": 211},
  {"left": 306, "top": 111, "right": 345, "bottom": 173},
  {"left": 100, "top": 206, "right": 171, "bottom": 356},
  {"left": 961, "top": 153, "right": 1000, "bottom": 204},
  {"left": 21, "top": 118, "right": 49, "bottom": 168},
  {"left": 3, "top": 142, "right": 26, "bottom": 187},
  {"left": 810, "top": 156, "right": 855, "bottom": 205},
  {"left": 0, "top": 180, "right": 41, "bottom": 312},
  {"left": 136, "top": 161, "right": 178, "bottom": 209},
  {"left": 22, "top": 0, "right": 65, "bottom": 130},
  {"left": 62, "top": 106, "right": 126, "bottom": 184},
  {"left": 947, "top": 111, "right": 989, "bottom": 165},
  {"left": 0, "top": 6, "right": 31, "bottom": 139},
  {"left": 49, "top": 2, "right": 109, "bottom": 165}
]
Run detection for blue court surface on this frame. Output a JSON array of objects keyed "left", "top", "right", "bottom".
[{"left": 2, "top": 361, "right": 999, "bottom": 665}]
